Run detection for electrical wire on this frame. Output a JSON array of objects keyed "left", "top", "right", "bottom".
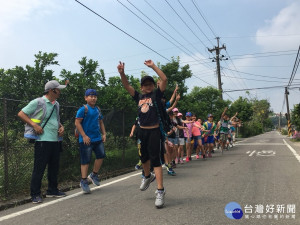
[{"left": 74, "top": 0, "right": 170, "bottom": 61}]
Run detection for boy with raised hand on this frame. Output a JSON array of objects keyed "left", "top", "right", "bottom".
[
  {"left": 117, "top": 60, "right": 167, "bottom": 208},
  {"left": 75, "top": 89, "right": 106, "bottom": 194}
]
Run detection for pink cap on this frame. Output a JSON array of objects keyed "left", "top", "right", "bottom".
[
  {"left": 172, "top": 108, "right": 179, "bottom": 112},
  {"left": 177, "top": 113, "right": 183, "bottom": 117}
]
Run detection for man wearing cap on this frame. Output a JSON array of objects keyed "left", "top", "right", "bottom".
[
  {"left": 118, "top": 59, "right": 167, "bottom": 208},
  {"left": 18, "top": 80, "right": 66, "bottom": 203}
]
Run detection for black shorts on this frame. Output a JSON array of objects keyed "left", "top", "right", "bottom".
[{"left": 138, "top": 127, "right": 163, "bottom": 167}]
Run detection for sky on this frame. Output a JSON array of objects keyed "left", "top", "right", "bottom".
[{"left": 0, "top": 0, "right": 300, "bottom": 113}]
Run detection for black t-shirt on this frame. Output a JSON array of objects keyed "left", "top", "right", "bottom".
[
  {"left": 133, "top": 88, "right": 163, "bottom": 127},
  {"left": 168, "top": 119, "right": 178, "bottom": 139},
  {"left": 177, "top": 117, "right": 184, "bottom": 138}
]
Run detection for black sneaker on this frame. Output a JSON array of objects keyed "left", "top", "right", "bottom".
[
  {"left": 32, "top": 195, "right": 43, "bottom": 204},
  {"left": 46, "top": 191, "right": 66, "bottom": 198}
]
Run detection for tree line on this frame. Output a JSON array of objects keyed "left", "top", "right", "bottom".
[{"left": 0, "top": 51, "right": 274, "bottom": 137}]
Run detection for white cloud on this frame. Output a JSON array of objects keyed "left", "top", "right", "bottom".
[
  {"left": 256, "top": 2, "right": 300, "bottom": 51},
  {"left": 0, "top": 0, "right": 63, "bottom": 34}
]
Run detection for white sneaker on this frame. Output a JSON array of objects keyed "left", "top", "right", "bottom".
[
  {"left": 140, "top": 173, "right": 156, "bottom": 191},
  {"left": 155, "top": 189, "right": 166, "bottom": 208}
]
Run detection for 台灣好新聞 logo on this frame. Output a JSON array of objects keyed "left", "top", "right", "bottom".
[{"left": 225, "top": 202, "right": 243, "bottom": 219}]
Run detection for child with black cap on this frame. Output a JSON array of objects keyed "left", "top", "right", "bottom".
[
  {"left": 75, "top": 89, "right": 106, "bottom": 194},
  {"left": 117, "top": 60, "right": 167, "bottom": 208}
]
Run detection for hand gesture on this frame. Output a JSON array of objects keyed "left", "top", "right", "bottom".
[
  {"left": 176, "top": 93, "right": 180, "bottom": 101},
  {"left": 144, "top": 60, "right": 154, "bottom": 68},
  {"left": 117, "top": 61, "right": 125, "bottom": 74}
]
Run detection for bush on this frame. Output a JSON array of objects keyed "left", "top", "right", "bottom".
[{"left": 281, "top": 129, "right": 288, "bottom": 135}]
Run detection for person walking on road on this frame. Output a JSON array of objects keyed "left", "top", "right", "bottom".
[
  {"left": 18, "top": 80, "right": 67, "bottom": 203},
  {"left": 75, "top": 89, "right": 107, "bottom": 194},
  {"left": 118, "top": 60, "right": 167, "bottom": 208}
]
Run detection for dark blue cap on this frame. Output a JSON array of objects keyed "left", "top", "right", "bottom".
[
  {"left": 186, "top": 112, "right": 192, "bottom": 117},
  {"left": 85, "top": 89, "right": 97, "bottom": 96}
]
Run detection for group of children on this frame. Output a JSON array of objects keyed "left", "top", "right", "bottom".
[{"left": 29, "top": 60, "right": 238, "bottom": 208}]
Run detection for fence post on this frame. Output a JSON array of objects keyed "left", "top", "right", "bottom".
[
  {"left": 3, "top": 98, "right": 9, "bottom": 198},
  {"left": 122, "top": 110, "right": 125, "bottom": 167}
]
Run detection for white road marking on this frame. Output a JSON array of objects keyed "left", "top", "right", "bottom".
[
  {"left": 257, "top": 150, "right": 276, "bottom": 157},
  {"left": 246, "top": 151, "right": 251, "bottom": 154},
  {"left": 237, "top": 143, "right": 285, "bottom": 146},
  {"left": 249, "top": 150, "right": 256, "bottom": 157},
  {"left": 0, "top": 172, "right": 141, "bottom": 222},
  {"left": 283, "top": 139, "right": 300, "bottom": 163}
]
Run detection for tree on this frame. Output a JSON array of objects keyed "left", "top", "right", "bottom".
[
  {"left": 0, "top": 51, "right": 58, "bottom": 101},
  {"left": 229, "top": 97, "right": 253, "bottom": 122},
  {"left": 291, "top": 103, "right": 300, "bottom": 131},
  {"left": 178, "top": 86, "right": 230, "bottom": 120}
]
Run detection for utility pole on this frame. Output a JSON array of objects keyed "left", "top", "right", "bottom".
[
  {"left": 208, "top": 37, "right": 227, "bottom": 99},
  {"left": 285, "top": 87, "right": 292, "bottom": 136},
  {"left": 279, "top": 112, "right": 281, "bottom": 131}
]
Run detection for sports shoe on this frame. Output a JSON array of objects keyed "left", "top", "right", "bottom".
[
  {"left": 167, "top": 167, "right": 176, "bottom": 176},
  {"left": 196, "top": 155, "right": 199, "bottom": 159},
  {"left": 46, "top": 191, "right": 66, "bottom": 198},
  {"left": 208, "top": 153, "right": 212, "bottom": 158},
  {"left": 155, "top": 189, "right": 166, "bottom": 208},
  {"left": 175, "top": 158, "right": 178, "bottom": 164},
  {"left": 135, "top": 161, "right": 142, "bottom": 170},
  {"left": 32, "top": 195, "right": 43, "bottom": 204},
  {"left": 88, "top": 172, "right": 100, "bottom": 186},
  {"left": 180, "top": 158, "right": 184, "bottom": 164},
  {"left": 80, "top": 179, "right": 91, "bottom": 194},
  {"left": 185, "top": 157, "right": 190, "bottom": 162},
  {"left": 135, "top": 164, "right": 142, "bottom": 170},
  {"left": 140, "top": 173, "right": 156, "bottom": 191},
  {"left": 189, "top": 156, "right": 192, "bottom": 161}
]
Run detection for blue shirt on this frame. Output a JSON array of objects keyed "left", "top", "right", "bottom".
[
  {"left": 165, "top": 101, "right": 171, "bottom": 109},
  {"left": 76, "top": 105, "right": 103, "bottom": 143}
]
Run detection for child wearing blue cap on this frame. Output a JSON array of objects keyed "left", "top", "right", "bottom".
[{"left": 75, "top": 89, "right": 106, "bottom": 193}]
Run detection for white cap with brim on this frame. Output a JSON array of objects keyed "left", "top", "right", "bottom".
[{"left": 45, "top": 80, "right": 67, "bottom": 91}]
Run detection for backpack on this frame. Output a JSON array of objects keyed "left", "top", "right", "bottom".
[
  {"left": 75, "top": 105, "right": 102, "bottom": 138},
  {"left": 150, "top": 91, "right": 173, "bottom": 139}
]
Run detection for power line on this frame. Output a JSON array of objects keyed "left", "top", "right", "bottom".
[
  {"left": 288, "top": 45, "right": 300, "bottom": 87},
  {"left": 177, "top": 0, "right": 214, "bottom": 45},
  {"left": 121, "top": 0, "right": 207, "bottom": 64},
  {"left": 224, "top": 84, "right": 300, "bottom": 93},
  {"left": 74, "top": 0, "right": 170, "bottom": 61},
  {"left": 118, "top": 0, "right": 216, "bottom": 74},
  {"left": 144, "top": 0, "right": 204, "bottom": 56},
  {"left": 222, "top": 74, "right": 288, "bottom": 83},
  {"left": 221, "top": 34, "right": 300, "bottom": 39},
  {"left": 191, "top": 0, "right": 218, "bottom": 38},
  {"left": 222, "top": 67, "right": 300, "bottom": 81},
  {"left": 164, "top": 0, "right": 208, "bottom": 50},
  {"left": 229, "top": 49, "right": 297, "bottom": 57}
]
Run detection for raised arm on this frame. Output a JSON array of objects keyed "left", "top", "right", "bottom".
[
  {"left": 144, "top": 60, "right": 167, "bottom": 92},
  {"left": 169, "top": 84, "right": 178, "bottom": 104},
  {"left": 230, "top": 112, "right": 238, "bottom": 121},
  {"left": 166, "top": 93, "right": 180, "bottom": 113},
  {"left": 221, "top": 107, "right": 228, "bottom": 118},
  {"left": 118, "top": 61, "right": 135, "bottom": 96}
]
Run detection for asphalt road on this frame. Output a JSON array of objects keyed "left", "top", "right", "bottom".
[{"left": 0, "top": 131, "right": 300, "bottom": 225}]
